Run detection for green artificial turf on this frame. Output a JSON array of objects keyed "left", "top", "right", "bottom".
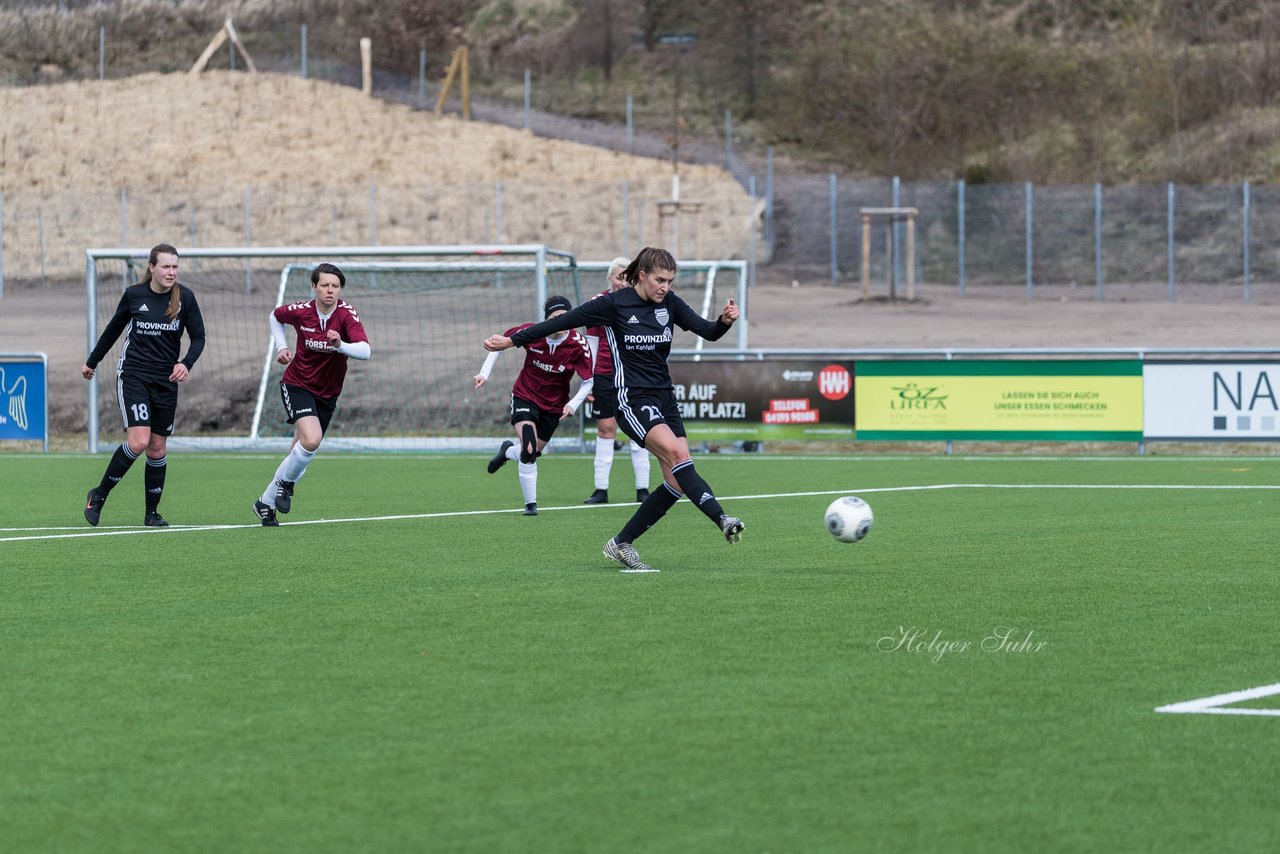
[{"left": 2, "top": 453, "right": 1279, "bottom": 852}]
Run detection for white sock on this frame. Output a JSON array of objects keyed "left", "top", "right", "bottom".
[
  {"left": 259, "top": 445, "right": 309, "bottom": 504},
  {"left": 282, "top": 444, "right": 316, "bottom": 483},
  {"left": 630, "top": 441, "right": 650, "bottom": 489},
  {"left": 261, "top": 444, "right": 315, "bottom": 504},
  {"left": 593, "top": 436, "right": 615, "bottom": 490},
  {"left": 517, "top": 461, "right": 537, "bottom": 505},
  {"left": 506, "top": 443, "right": 521, "bottom": 462}
]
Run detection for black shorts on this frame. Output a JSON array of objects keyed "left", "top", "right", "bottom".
[
  {"left": 510, "top": 394, "right": 562, "bottom": 443},
  {"left": 280, "top": 383, "right": 338, "bottom": 434},
  {"left": 586, "top": 373, "right": 618, "bottom": 420},
  {"left": 116, "top": 372, "right": 178, "bottom": 435},
  {"left": 616, "top": 387, "right": 686, "bottom": 448}
]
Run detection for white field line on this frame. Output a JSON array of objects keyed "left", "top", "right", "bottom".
[
  {"left": 1155, "top": 683, "right": 1280, "bottom": 717},
  {"left": 9, "top": 453, "right": 1280, "bottom": 463},
  {"left": 2, "top": 482, "right": 1277, "bottom": 544}
]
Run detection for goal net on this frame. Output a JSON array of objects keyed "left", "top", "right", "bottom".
[{"left": 85, "top": 245, "right": 582, "bottom": 452}]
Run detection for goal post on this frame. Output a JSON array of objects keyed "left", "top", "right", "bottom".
[
  {"left": 85, "top": 247, "right": 747, "bottom": 453},
  {"left": 678, "top": 259, "right": 748, "bottom": 359},
  {"left": 85, "top": 245, "right": 581, "bottom": 453},
  {"left": 244, "top": 259, "right": 748, "bottom": 445}
]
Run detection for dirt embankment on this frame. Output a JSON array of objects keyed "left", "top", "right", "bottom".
[{"left": 0, "top": 71, "right": 757, "bottom": 281}]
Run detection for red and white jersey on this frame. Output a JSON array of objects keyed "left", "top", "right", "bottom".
[
  {"left": 505, "top": 322, "right": 593, "bottom": 411},
  {"left": 276, "top": 299, "right": 369, "bottom": 399},
  {"left": 583, "top": 288, "right": 615, "bottom": 377}
]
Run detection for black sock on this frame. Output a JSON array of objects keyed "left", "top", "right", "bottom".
[
  {"left": 98, "top": 444, "right": 138, "bottom": 494},
  {"left": 617, "top": 483, "right": 681, "bottom": 543},
  {"left": 671, "top": 460, "right": 725, "bottom": 524},
  {"left": 144, "top": 455, "right": 167, "bottom": 513}
]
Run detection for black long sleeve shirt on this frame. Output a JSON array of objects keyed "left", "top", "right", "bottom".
[
  {"left": 509, "top": 288, "right": 731, "bottom": 392},
  {"left": 87, "top": 283, "right": 206, "bottom": 381}
]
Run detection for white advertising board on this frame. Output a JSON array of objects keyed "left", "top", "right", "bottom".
[{"left": 1143, "top": 362, "right": 1280, "bottom": 440}]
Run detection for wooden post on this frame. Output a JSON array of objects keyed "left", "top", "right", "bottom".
[
  {"left": 191, "top": 19, "right": 257, "bottom": 75},
  {"left": 673, "top": 205, "right": 680, "bottom": 260},
  {"left": 224, "top": 20, "right": 257, "bottom": 73},
  {"left": 434, "top": 50, "right": 459, "bottom": 116},
  {"left": 653, "top": 199, "right": 703, "bottom": 260},
  {"left": 434, "top": 47, "right": 470, "bottom": 118},
  {"left": 360, "top": 38, "right": 372, "bottom": 95},
  {"left": 190, "top": 27, "right": 229, "bottom": 75},
  {"left": 678, "top": 200, "right": 703, "bottom": 259},
  {"left": 860, "top": 214, "right": 871, "bottom": 299},
  {"left": 906, "top": 214, "right": 916, "bottom": 301},
  {"left": 885, "top": 220, "right": 894, "bottom": 299},
  {"left": 460, "top": 46, "right": 471, "bottom": 120},
  {"left": 657, "top": 200, "right": 679, "bottom": 259},
  {"left": 858, "top": 207, "right": 919, "bottom": 300}
]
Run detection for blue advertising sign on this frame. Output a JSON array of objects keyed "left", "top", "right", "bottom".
[{"left": 0, "top": 353, "right": 49, "bottom": 451}]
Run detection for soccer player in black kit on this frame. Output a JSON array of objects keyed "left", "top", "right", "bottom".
[
  {"left": 484, "top": 247, "right": 743, "bottom": 573},
  {"left": 81, "top": 243, "right": 205, "bottom": 527}
]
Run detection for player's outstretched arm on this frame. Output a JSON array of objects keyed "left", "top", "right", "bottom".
[
  {"left": 505, "top": 300, "right": 607, "bottom": 349},
  {"left": 674, "top": 293, "right": 737, "bottom": 341},
  {"left": 474, "top": 350, "right": 501, "bottom": 389}
]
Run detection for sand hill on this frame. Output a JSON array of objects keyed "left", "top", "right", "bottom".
[{"left": 0, "top": 70, "right": 755, "bottom": 280}]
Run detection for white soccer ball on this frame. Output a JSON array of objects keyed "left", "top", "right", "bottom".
[{"left": 825, "top": 496, "right": 873, "bottom": 543}]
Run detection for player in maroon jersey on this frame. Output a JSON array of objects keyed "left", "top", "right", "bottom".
[
  {"left": 582, "top": 256, "right": 651, "bottom": 505},
  {"left": 252, "top": 262, "right": 371, "bottom": 526},
  {"left": 473, "top": 295, "right": 594, "bottom": 516}
]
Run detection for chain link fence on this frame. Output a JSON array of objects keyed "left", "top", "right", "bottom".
[
  {"left": 7, "top": 176, "right": 1277, "bottom": 302},
  {"left": 776, "top": 177, "right": 1278, "bottom": 302}
]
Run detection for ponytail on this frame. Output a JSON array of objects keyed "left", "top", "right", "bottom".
[
  {"left": 165, "top": 284, "right": 181, "bottom": 321},
  {"left": 622, "top": 247, "right": 677, "bottom": 286}
]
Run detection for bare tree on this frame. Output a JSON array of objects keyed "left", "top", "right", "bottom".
[
  {"left": 724, "top": 0, "right": 794, "bottom": 116},
  {"left": 638, "top": 0, "right": 681, "bottom": 51},
  {"left": 601, "top": 0, "right": 614, "bottom": 80}
]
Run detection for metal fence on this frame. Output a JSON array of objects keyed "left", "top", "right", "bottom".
[
  {"left": 777, "top": 177, "right": 1280, "bottom": 302},
  {"left": 6, "top": 179, "right": 1279, "bottom": 302}
]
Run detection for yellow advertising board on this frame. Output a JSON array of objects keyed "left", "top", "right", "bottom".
[{"left": 855, "top": 360, "right": 1143, "bottom": 440}]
